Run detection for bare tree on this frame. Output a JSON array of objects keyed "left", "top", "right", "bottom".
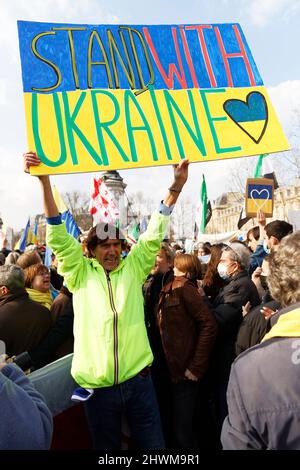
[
  {"left": 171, "top": 197, "right": 194, "bottom": 241},
  {"left": 127, "top": 191, "right": 155, "bottom": 221},
  {"left": 277, "top": 108, "right": 300, "bottom": 182},
  {"left": 225, "top": 157, "right": 256, "bottom": 197},
  {"left": 63, "top": 190, "right": 90, "bottom": 218}
]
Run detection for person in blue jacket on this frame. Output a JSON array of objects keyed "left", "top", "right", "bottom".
[{"left": 0, "top": 356, "right": 53, "bottom": 449}]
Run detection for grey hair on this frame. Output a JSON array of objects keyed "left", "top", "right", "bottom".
[
  {"left": 0, "top": 265, "right": 25, "bottom": 290},
  {"left": 4, "top": 252, "right": 20, "bottom": 265},
  {"left": 268, "top": 231, "right": 300, "bottom": 307},
  {"left": 224, "top": 242, "right": 251, "bottom": 269}
]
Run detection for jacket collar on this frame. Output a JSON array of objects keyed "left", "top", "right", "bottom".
[
  {"left": 0, "top": 288, "right": 28, "bottom": 306},
  {"left": 230, "top": 270, "right": 247, "bottom": 281},
  {"left": 89, "top": 256, "right": 125, "bottom": 274},
  {"left": 262, "top": 302, "right": 300, "bottom": 342},
  {"left": 161, "top": 275, "right": 188, "bottom": 294}
]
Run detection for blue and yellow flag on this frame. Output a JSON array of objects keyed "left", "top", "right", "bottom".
[
  {"left": 246, "top": 178, "right": 274, "bottom": 217},
  {"left": 17, "top": 218, "right": 31, "bottom": 252}
]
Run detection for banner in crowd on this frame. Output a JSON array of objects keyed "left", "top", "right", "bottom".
[
  {"left": 246, "top": 177, "right": 274, "bottom": 217},
  {"left": 17, "top": 21, "right": 289, "bottom": 175}
]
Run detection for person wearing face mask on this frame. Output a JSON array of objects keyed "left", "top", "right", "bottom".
[
  {"left": 222, "top": 232, "right": 300, "bottom": 450},
  {"left": 248, "top": 211, "right": 293, "bottom": 277},
  {"left": 208, "top": 242, "right": 260, "bottom": 443},
  {"left": 264, "top": 219, "right": 293, "bottom": 253},
  {"left": 235, "top": 256, "right": 281, "bottom": 357}
]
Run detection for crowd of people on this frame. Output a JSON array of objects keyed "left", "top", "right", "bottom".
[{"left": 0, "top": 151, "right": 299, "bottom": 451}]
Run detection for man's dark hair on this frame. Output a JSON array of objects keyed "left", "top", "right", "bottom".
[
  {"left": 87, "top": 222, "right": 126, "bottom": 257},
  {"left": 265, "top": 220, "right": 293, "bottom": 241}
]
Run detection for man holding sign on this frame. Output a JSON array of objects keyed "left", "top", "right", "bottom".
[{"left": 23, "top": 151, "right": 189, "bottom": 450}]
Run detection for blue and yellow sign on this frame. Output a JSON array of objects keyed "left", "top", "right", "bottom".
[
  {"left": 17, "top": 21, "right": 289, "bottom": 175},
  {"left": 246, "top": 178, "right": 274, "bottom": 217}
]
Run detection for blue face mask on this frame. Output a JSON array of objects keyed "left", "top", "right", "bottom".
[
  {"left": 199, "top": 254, "right": 211, "bottom": 264},
  {"left": 263, "top": 240, "right": 270, "bottom": 255}
]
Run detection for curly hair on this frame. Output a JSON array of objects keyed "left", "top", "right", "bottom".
[{"left": 268, "top": 232, "right": 300, "bottom": 307}]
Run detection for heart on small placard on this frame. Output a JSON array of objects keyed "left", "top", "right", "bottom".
[
  {"left": 250, "top": 188, "right": 270, "bottom": 210},
  {"left": 223, "top": 91, "right": 268, "bottom": 144}
]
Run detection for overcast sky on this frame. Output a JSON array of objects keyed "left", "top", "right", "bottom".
[{"left": 1, "top": 0, "right": 300, "bottom": 229}]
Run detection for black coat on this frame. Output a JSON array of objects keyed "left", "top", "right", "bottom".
[
  {"left": 211, "top": 271, "right": 261, "bottom": 381},
  {"left": 235, "top": 299, "right": 280, "bottom": 356},
  {"left": 0, "top": 289, "right": 52, "bottom": 356}
]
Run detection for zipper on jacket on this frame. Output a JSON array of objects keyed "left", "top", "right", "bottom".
[{"left": 106, "top": 271, "right": 119, "bottom": 385}]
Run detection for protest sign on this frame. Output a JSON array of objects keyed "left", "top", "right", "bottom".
[
  {"left": 246, "top": 177, "right": 274, "bottom": 217},
  {"left": 17, "top": 22, "right": 289, "bottom": 175}
]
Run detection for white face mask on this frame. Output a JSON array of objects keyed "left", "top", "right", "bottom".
[{"left": 217, "top": 263, "right": 230, "bottom": 280}]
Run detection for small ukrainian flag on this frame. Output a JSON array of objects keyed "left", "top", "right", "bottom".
[{"left": 247, "top": 181, "right": 273, "bottom": 215}]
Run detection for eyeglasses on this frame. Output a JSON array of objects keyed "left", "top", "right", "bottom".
[{"left": 36, "top": 270, "right": 50, "bottom": 277}]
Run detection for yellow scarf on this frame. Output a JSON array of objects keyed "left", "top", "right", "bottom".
[
  {"left": 26, "top": 288, "right": 53, "bottom": 310},
  {"left": 262, "top": 307, "right": 300, "bottom": 342}
]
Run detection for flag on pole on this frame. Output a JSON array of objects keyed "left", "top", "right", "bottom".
[
  {"left": 195, "top": 175, "right": 212, "bottom": 236},
  {"left": 19, "top": 218, "right": 31, "bottom": 252},
  {"left": 44, "top": 245, "right": 53, "bottom": 268},
  {"left": 254, "top": 154, "right": 279, "bottom": 189},
  {"left": 53, "top": 186, "right": 80, "bottom": 238},
  {"left": 127, "top": 223, "right": 140, "bottom": 244},
  {"left": 237, "top": 208, "right": 250, "bottom": 230},
  {"left": 140, "top": 216, "right": 148, "bottom": 234},
  {"left": 44, "top": 186, "right": 81, "bottom": 264},
  {"left": 31, "top": 220, "right": 38, "bottom": 245},
  {"left": 53, "top": 185, "right": 68, "bottom": 213},
  {"left": 61, "top": 210, "right": 80, "bottom": 239},
  {"left": 89, "top": 177, "right": 120, "bottom": 226}
]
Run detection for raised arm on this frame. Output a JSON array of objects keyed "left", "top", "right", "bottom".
[
  {"left": 163, "top": 159, "right": 189, "bottom": 207},
  {"left": 127, "top": 159, "right": 189, "bottom": 282},
  {"left": 23, "top": 151, "right": 85, "bottom": 291},
  {"left": 23, "top": 151, "right": 59, "bottom": 218},
  {"left": 257, "top": 209, "right": 266, "bottom": 241}
]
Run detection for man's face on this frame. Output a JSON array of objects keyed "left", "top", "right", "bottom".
[
  {"left": 218, "top": 250, "right": 238, "bottom": 277},
  {"left": 267, "top": 235, "right": 279, "bottom": 252},
  {"left": 92, "top": 239, "right": 122, "bottom": 272}
]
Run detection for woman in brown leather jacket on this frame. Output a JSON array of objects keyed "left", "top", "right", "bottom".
[{"left": 157, "top": 253, "right": 217, "bottom": 449}]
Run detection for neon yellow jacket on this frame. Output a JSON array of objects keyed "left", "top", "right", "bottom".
[{"left": 46, "top": 211, "right": 169, "bottom": 388}]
